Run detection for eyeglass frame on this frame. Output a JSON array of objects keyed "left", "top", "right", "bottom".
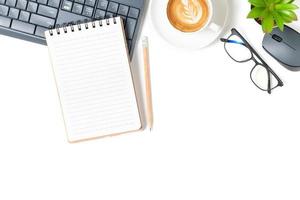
[{"left": 221, "top": 28, "right": 284, "bottom": 94}]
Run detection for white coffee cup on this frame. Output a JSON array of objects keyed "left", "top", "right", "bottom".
[
  {"left": 199, "top": 0, "right": 221, "bottom": 33},
  {"left": 167, "top": 0, "right": 220, "bottom": 34},
  {"left": 151, "top": 0, "right": 228, "bottom": 49}
]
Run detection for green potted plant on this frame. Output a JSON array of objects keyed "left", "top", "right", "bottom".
[{"left": 247, "top": 0, "right": 299, "bottom": 33}]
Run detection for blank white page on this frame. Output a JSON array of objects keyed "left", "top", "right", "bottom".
[{"left": 45, "top": 17, "right": 141, "bottom": 142}]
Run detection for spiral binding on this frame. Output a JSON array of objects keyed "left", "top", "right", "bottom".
[{"left": 49, "top": 17, "right": 118, "bottom": 36}]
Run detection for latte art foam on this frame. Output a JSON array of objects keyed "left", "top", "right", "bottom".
[
  {"left": 181, "top": 0, "right": 203, "bottom": 23},
  {"left": 167, "top": 0, "right": 209, "bottom": 32}
]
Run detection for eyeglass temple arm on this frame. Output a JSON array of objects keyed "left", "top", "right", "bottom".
[
  {"left": 220, "top": 38, "right": 247, "bottom": 47},
  {"left": 267, "top": 71, "right": 272, "bottom": 94}
]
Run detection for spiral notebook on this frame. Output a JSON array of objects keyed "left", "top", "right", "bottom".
[{"left": 45, "top": 17, "right": 142, "bottom": 142}]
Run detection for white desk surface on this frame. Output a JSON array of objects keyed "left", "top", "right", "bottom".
[{"left": 0, "top": 0, "right": 300, "bottom": 199}]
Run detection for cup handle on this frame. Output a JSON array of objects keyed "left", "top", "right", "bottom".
[{"left": 208, "top": 22, "right": 221, "bottom": 33}]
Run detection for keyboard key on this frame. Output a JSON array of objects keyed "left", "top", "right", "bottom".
[
  {"left": 97, "top": 0, "right": 108, "bottom": 10},
  {"left": 35, "top": 25, "right": 48, "bottom": 37},
  {"left": 128, "top": 7, "right": 139, "bottom": 18},
  {"left": 48, "top": 0, "right": 60, "bottom": 8},
  {"left": 82, "top": 6, "right": 93, "bottom": 17},
  {"left": 94, "top": 9, "right": 105, "bottom": 19},
  {"left": 0, "top": 16, "right": 11, "bottom": 27},
  {"left": 9, "top": 8, "right": 20, "bottom": 19},
  {"left": 74, "top": 0, "right": 84, "bottom": 4},
  {"left": 62, "top": 0, "right": 72, "bottom": 11},
  {"left": 11, "top": 20, "right": 35, "bottom": 33},
  {"left": 16, "top": 0, "right": 28, "bottom": 10},
  {"left": 27, "top": 2, "right": 38, "bottom": 12},
  {"left": 30, "top": 13, "right": 55, "bottom": 27},
  {"left": 38, "top": 5, "right": 57, "bottom": 18},
  {"left": 118, "top": 5, "right": 128, "bottom": 16},
  {"left": 19, "top": 10, "right": 30, "bottom": 21},
  {"left": 125, "top": 18, "right": 136, "bottom": 39},
  {"left": 105, "top": 12, "right": 114, "bottom": 18},
  {"left": 85, "top": 0, "right": 95, "bottom": 7},
  {"left": 37, "top": 0, "right": 47, "bottom": 4},
  {"left": 119, "top": 15, "right": 126, "bottom": 23},
  {"left": 72, "top": 3, "right": 82, "bottom": 14},
  {"left": 6, "top": 0, "right": 17, "bottom": 7},
  {"left": 0, "top": 5, "right": 9, "bottom": 16},
  {"left": 0, "top": 0, "right": 5, "bottom": 4},
  {"left": 107, "top": 2, "right": 118, "bottom": 13}
]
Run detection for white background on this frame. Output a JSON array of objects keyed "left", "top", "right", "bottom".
[{"left": 1, "top": 0, "right": 300, "bottom": 199}]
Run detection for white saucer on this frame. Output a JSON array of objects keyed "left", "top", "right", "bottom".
[{"left": 151, "top": 0, "right": 229, "bottom": 50}]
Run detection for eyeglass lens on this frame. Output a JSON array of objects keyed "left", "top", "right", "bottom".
[
  {"left": 224, "top": 35, "right": 252, "bottom": 62},
  {"left": 251, "top": 64, "right": 279, "bottom": 91}
]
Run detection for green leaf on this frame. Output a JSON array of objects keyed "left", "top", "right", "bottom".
[
  {"left": 278, "top": 10, "right": 298, "bottom": 21},
  {"left": 264, "top": 0, "right": 272, "bottom": 4},
  {"left": 262, "top": 14, "right": 274, "bottom": 32},
  {"left": 247, "top": 7, "right": 265, "bottom": 18},
  {"left": 278, "top": 12, "right": 294, "bottom": 23},
  {"left": 249, "top": 0, "right": 266, "bottom": 7},
  {"left": 280, "top": 0, "right": 294, "bottom": 3},
  {"left": 273, "top": 11, "right": 284, "bottom": 30},
  {"left": 261, "top": 8, "right": 270, "bottom": 18},
  {"left": 275, "top": 3, "right": 299, "bottom": 10}
]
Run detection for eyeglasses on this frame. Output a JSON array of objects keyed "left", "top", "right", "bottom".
[{"left": 220, "top": 28, "right": 284, "bottom": 94}]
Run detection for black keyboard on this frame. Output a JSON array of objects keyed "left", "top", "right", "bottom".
[{"left": 0, "top": 0, "right": 145, "bottom": 57}]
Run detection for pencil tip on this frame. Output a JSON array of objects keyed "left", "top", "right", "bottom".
[{"left": 142, "top": 36, "right": 149, "bottom": 47}]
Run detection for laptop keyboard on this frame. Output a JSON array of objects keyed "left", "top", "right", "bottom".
[
  {"left": 0, "top": 0, "right": 145, "bottom": 57},
  {"left": 0, "top": 0, "right": 57, "bottom": 36}
]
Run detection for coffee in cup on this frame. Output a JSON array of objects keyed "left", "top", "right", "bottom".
[{"left": 167, "top": 0, "right": 210, "bottom": 32}]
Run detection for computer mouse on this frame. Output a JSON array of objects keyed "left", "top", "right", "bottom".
[{"left": 263, "top": 26, "right": 300, "bottom": 69}]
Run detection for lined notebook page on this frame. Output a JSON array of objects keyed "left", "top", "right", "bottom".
[{"left": 46, "top": 18, "right": 141, "bottom": 142}]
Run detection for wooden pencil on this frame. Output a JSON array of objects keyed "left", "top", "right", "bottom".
[{"left": 142, "top": 37, "right": 153, "bottom": 131}]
